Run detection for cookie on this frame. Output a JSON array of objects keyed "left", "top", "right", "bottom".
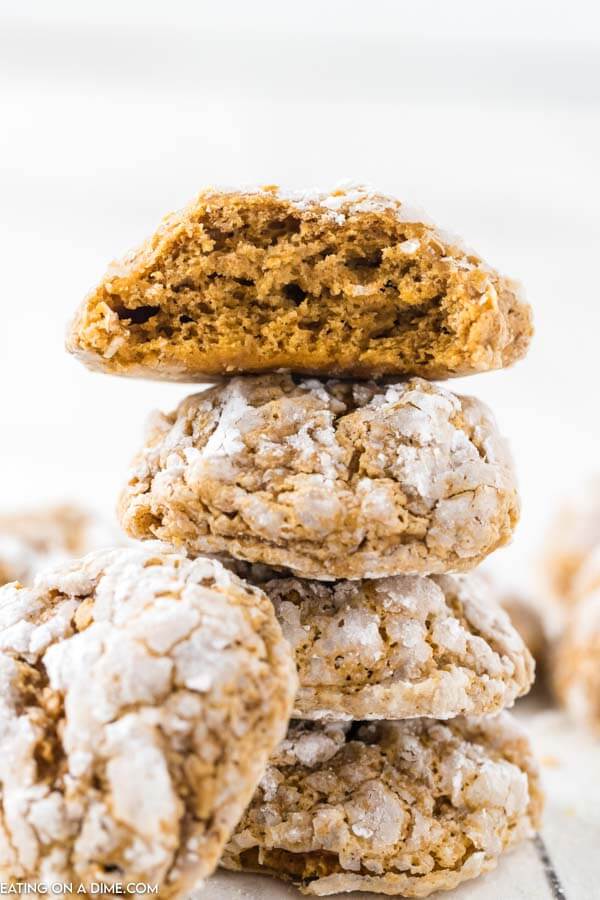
[
  {"left": 0, "top": 504, "right": 115, "bottom": 587},
  {"left": 0, "top": 545, "right": 296, "bottom": 896},
  {"left": 221, "top": 715, "right": 542, "bottom": 897},
  {"left": 541, "top": 477, "right": 600, "bottom": 605},
  {"left": 258, "top": 572, "right": 533, "bottom": 719},
  {"left": 499, "top": 592, "right": 548, "bottom": 670},
  {"left": 119, "top": 375, "right": 519, "bottom": 580},
  {"left": 66, "top": 184, "right": 532, "bottom": 382},
  {"left": 569, "top": 544, "right": 600, "bottom": 605},
  {"left": 553, "top": 590, "right": 600, "bottom": 732}
]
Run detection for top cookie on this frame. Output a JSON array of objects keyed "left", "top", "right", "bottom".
[{"left": 67, "top": 184, "right": 532, "bottom": 382}]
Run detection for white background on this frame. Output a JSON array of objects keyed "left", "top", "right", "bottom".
[{"left": 1, "top": 0, "right": 599, "bottom": 587}]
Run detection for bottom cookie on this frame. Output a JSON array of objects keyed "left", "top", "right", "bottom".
[{"left": 221, "top": 715, "right": 542, "bottom": 897}]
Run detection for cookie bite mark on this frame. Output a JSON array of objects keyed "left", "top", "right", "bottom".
[{"left": 67, "top": 184, "right": 532, "bottom": 382}]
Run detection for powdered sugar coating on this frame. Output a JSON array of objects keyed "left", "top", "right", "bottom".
[
  {"left": 222, "top": 715, "right": 542, "bottom": 897},
  {"left": 0, "top": 545, "right": 296, "bottom": 896},
  {"left": 259, "top": 572, "right": 533, "bottom": 720},
  {"left": 119, "top": 375, "right": 519, "bottom": 580}
]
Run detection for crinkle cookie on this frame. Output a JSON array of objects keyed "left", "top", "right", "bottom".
[
  {"left": 259, "top": 573, "right": 533, "bottom": 719},
  {"left": 541, "top": 477, "right": 600, "bottom": 606},
  {"left": 569, "top": 544, "right": 600, "bottom": 606},
  {"left": 0, "top": 545, "right": 296, "bottom": 896},
  {"left": 553, "top": 590, "right": 600, "bottom": 732},
  {"left": 0, "top": 504, "right": 116, "bottom": 587},
  {"left": 221, "top": 715, "right": 542, "bottom": 897},
  {"left": 119, "top": 375, "right": 519, "bottom": 580},
  {"left": 66, "top": 183, "right": 532, "bottom": 382},
  {"left": 499, "top": 592, "right": 548, "bottom": 671}
]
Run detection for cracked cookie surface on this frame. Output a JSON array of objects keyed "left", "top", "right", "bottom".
[
  {"left": 67, "top": 183, "right": 532, "bottom": 382},
  {"left": 119, "top": 375, "right": 519, "bottom": 580},
  {"left": 221, "top": 714, "right": 542, "bottom": 896},
  {"left": 256, "top": 572, "right": 533, "bottom": 720},
  {"left": 0, "top": 544, "right": 296, "bottom": 896},
  {"left": 0, "top": 504, "right": 116, "bottom": 587}
]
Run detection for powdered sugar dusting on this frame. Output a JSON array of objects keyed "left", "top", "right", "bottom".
[
  {"left": 121, "top": 374, "right": 519, "bottom": 580},
  {"left": 223, "top": 715, "right": 541, "bottom": 896},
  {"left": 261, "top": 572, "right": 533, "bottom": 720},
  {"left": 0, "top": 544, "right": 296, "bottom": 895}
]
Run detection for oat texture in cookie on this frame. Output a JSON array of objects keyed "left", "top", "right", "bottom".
[
  {"left": 0, "top": 545, "right": 296, "bottom": 896},
  {"left": 221, "top": 714, "right": 542, "bottom": 897},
  {"left": 119, "top": 374, "right": 519, "bottom": 580},
  {"left": 0, "top": 504, "right": 116, "bottom": 587},
  {"left": 553, "top": 589, "right": 600, "bottom": 732},
  {"left": 259, "top": 572, "right": 533, "bottom": 719},
  {"left": 67, "top": 183, "right": 533, "bottom": 382}
]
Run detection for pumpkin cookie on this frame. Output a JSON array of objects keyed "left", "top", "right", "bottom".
[
  {"left": 541, "top": 477, "right": 600, "bottom": 606},
  {"left": 67, "top": 184, "right": 532, "bottom": 382},
  {"left": 0, "top": 504, "right": 116, "bottom": 587},
  {"left": 258, "top": 572, "right": 533, "bottom": 719},
  {"left": 553, "top": 590, "right": 600, "bottom": 732},
  {"left": 0, "top": 545, "right": 296, "bottom": 896},
  {"left": 569, "top": 544, "right": 600, "bottom": 606},
  {"left": 499, "top": 592, "right": 548, "bottom": 671},
  {"left": 119, "top": 375, "right": 519, "bottom": 580},
  {"left": 221, "top": 715, "right": 542, "bottom": 897}
]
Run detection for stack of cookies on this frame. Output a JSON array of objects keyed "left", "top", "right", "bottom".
[{"left": 64, "top": 184, "right": 542, "bottom": 897}]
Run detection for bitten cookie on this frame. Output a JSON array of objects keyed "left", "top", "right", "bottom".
[
  {"left": 0, "top": 545, "right": 296, "bottom": 896},
  {"left": 0, "top": 504, "right": 116, "bottom": 587},
  {"left": 221, "top": 715, "right": 542, "bottom": 897},
  {"left": 67, "top": 183, "right": 532, "bottom": 382},
  {"left": 258, "top": 572, "right": 534, "bottom": 719},
  {"left": 119, "top": 375, "right": 519, "bottom": 580},
  {"left": 553, "top": 590, "right": 600, "bottom": 732}
]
